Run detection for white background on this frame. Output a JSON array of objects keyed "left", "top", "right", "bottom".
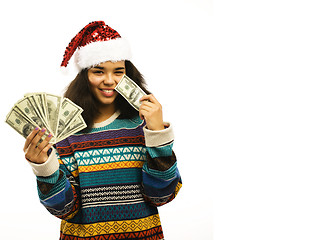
[{"left": 0, "top": 0, "right": 323, "bottom": 240}]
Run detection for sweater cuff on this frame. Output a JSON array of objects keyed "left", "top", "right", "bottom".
[
  {"left": 143, "top": 122, "right": 174, "bottom": 147},
  {"left": 28, "top": 148, "right": 60, "bottom": 177}
]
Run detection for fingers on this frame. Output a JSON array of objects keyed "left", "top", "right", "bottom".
[
  {"left": 139, "top": 101, "right": 153, "bottom": 120},
  {"left": 139, "top": 108, "right": 148, "bottom": 120},
  {"left": 138, "top": 94, "right": 164, "bottom": 130},
  {"left": 140, "top": 100, "right": 154, "bottom": 109},
  {"left": 140, "top": 94, "right": 162, "bottom": 110},
  {"left": 29, "top": 128, "right": 47, "bottom": 150},
  {"left": 140, "top": 94, "right": 159, "bottom": 104},
  {"left": 23, "top": 127, "right": 40, "bottom": 152},
  {"left": 37, "top": 141, "right": 53, "bottom": 160},
  {"left": 24, "top": 128, "right": 53, "bottom": 164},
  {"left": 36, "top": 133, "right": 53, "bottom": 156},
  {"left": 139, "top": 94, "right": 158, "bottom": 120}
]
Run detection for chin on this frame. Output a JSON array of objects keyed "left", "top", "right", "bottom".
[{"left": 99, "top": 97, "right": 117, "bottom": 106}]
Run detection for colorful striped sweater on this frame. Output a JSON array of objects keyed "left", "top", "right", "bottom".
[{"left": 28, "top": 111, "right": 182, "bottom": 240}]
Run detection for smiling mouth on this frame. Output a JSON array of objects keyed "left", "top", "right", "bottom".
[
  {"left": 101, "top": 89, "right": 114, "bottom": 93},
  {"left": 99, "top": 88, "right": 116, "bottom": 97}
]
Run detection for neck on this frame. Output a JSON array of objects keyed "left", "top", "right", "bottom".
[{"left": 94, "top": 103, "right": 116, "bottom": 123}]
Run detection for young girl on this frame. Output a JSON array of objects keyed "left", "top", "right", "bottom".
[{"left": 23, "top": 21, "right": 182, "bottom": 240}]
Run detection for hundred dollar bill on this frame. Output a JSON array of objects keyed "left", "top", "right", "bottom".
[
  {"left": 14, "top": 99, "right": 44, "bottom": 129},
  {"left": 25, "top": 93, "right": 48, "bottom": 123},
  {"left": 56, "top": 115, "right": 87, "bottom": 142},
  {"left": 5, "top": 108, "right": 54, "bottom": 143},
  {"left": 15, "top": 97, "right": 53, "bottom": 136},
  {"left": 24, "top": 94, "right": 45, "bottom": 123},
  {"left": 115, "top": 75, "right": 147, "bottom": 111},
  {"left": 56, "top": 98, "right": 83, "bottom": 138},
  {"left": 46, "top": 93, "right": 62, "bottom": 137}
]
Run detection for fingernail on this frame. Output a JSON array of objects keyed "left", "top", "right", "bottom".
[
  {"left": 48, "top": 134, "right": 52, "bottom": 138},
  {"left": 35, "top": 127, "right": 39, "bottom": 131},
  {"left": 41, "top": 128, "right": 46, "bottom": 132}
]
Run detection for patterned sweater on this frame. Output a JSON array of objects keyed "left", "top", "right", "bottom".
[{"left": 28, "top": 111, "right": 182, "bottom": 240}]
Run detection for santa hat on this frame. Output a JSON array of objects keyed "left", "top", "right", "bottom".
[{"left": 61, "top": 21, "right": 132, "bottom": 71}]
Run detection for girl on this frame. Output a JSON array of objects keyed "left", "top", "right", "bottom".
[{"left": 23, "top": 21, "right": 182, "bottom": 240}]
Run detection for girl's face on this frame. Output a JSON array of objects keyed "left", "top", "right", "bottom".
[{"left": 87, "top": 61, "right": 126, "bottom": 107}]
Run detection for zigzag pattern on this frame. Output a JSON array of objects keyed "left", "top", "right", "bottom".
[
  {"left": 81, "top": 184, "right": 144, "bottom": 208},
  {"left": 79, "top": 161, "right": 144, "bottom": 173},
  {"left": 77, "top": 146, "right": 146, "bottom": 164},
  {"left": 59, "top": 146, "right": 146, "bottom": 173},
  {"left": 82, "top": 185, "right": 141, "bottom": 193},
  {"left": 60, "top": 226, "right": 164, "bottom": 239},
  {"left": 59, "top": 157, "right": 78, "bottom": 173},
  {"left": 58, "top": 159, "right": 79, "bottom": 178},
  {"left": 81, "top": 202, "right": 158, "bottom": 223},
  {"left": 60, "top": 214, "right": 161, "bottom": 237},
  {"left": 58, "top": 136, "right": 145, "bottom": 157}
]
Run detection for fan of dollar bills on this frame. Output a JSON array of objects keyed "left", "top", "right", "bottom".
[{"left": 5, "top": 93, "right": 87, "bottom": 143}]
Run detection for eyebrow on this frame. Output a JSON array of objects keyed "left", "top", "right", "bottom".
[
  {"left": 92, "top": 66, "right": 104, "bottom": 70},
  {"left": 92, "top": 66, "right": 125, "bottom": 70},
  {"left": 115, "top": 67, "right": 125, "bottom": 71}
]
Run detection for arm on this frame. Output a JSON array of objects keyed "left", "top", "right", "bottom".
[
  {"left": 142, "top": 124, "right": 182, "bottom": 206},
  {"left": 139, "top": 95, "right": 182, "bottom": 206},
  {"left": 24, "top": 128, "right": 80, "bottom": 220}
]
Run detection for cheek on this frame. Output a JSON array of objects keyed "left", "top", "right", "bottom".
[
  {"left": 115, "top": 75, "right": 124, "bottom": 84},
  {"left": 88, "top": 82, "right": 97, "bottom": 94},
  {"left": 88, "top": 76, "right": 101, "bottom": 89}
]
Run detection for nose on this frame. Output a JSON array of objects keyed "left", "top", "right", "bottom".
[{"left": 103, "top": 73, "right": 115, "bottom": 85}]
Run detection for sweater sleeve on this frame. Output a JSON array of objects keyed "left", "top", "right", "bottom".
[
  {"left": 28, "top": 148, "right": 80, "bottom": 220},
  {"left": 142, "top": 123, "right": 182, "bottom": 207}
]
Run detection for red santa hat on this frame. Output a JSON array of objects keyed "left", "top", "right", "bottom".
[{"left": 61, "top": 21, "right": 132, "bottom": 71}]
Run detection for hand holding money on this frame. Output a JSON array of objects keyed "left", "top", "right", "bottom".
[
  {"left": 138, "top": 94, "right": 164, "bottom": 131},
  {"left": 23, "top": 127, "right": 54, "bottom": 164},
  {"left": 115, "top": 75, "right": 164, "bottom": 131}
]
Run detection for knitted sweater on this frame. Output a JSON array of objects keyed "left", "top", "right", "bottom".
[{"left": 29, "top": 111, "right": 182, "bottom": 240}]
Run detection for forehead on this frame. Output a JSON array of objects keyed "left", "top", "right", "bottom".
[{"left": 95, "top": 60, "right": 125, "bottom": 69}]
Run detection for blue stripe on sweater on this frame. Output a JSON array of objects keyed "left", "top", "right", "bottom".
[
  {"left": 82, "top": 202, "right": 158, "bottom": 223},
  {"left": 142, "top": 168, "right": 180, "bottom": 197},
  {"left": 40, "top": 179, "right": 74, "bottom": 209}
]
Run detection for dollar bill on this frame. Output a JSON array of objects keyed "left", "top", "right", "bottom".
[
  {"left": 56, "top": 97, "right": 83, "bottom": 138},
  {"left": 6, "top": 108, "right": 54, "bottom": 143},
  {"left": 56, "top": 115, "right": 87, "bottom": 143},
  {"left": 6, "top": 93, "right": 87, "bottom": 144},
  {"left": 115, "top": 75, "right": 147, "bottom": 111},
  {"left": 46, "top": 93, "right": 62, "bottom": 137},
  {"left": 25, "top": 93, "right": 49, "bottom": 124},
  {"left": 15, "top": 97, "right": 53, "bottom": 136}
]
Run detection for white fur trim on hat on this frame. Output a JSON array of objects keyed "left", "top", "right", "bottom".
[{"left": 74, "top": 38, "right": 131, "bottom": 71}]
